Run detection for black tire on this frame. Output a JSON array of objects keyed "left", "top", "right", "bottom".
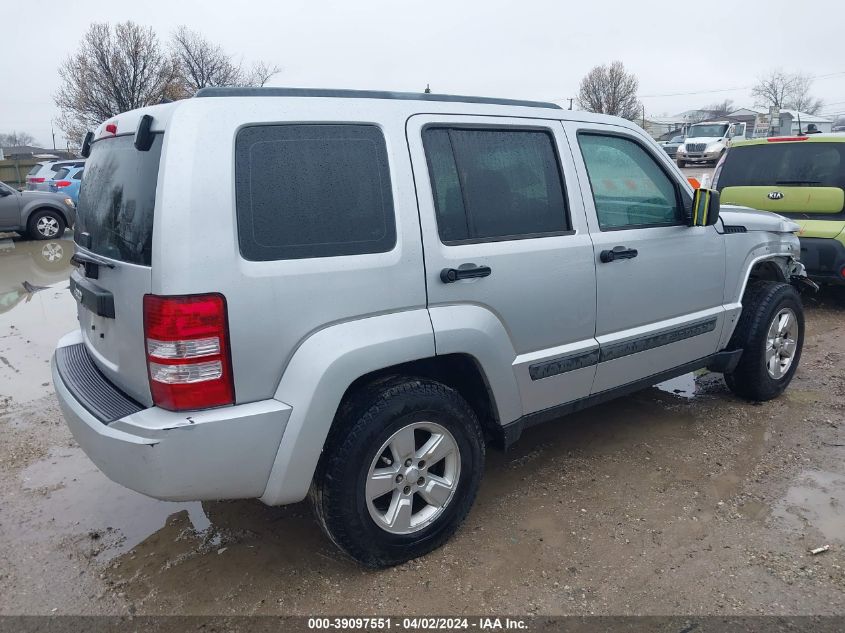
[
  {"left": 27, "top": 209, "right": 65, "bottom": 240},
  {"left": 310, "top": 377, "right": 485, "bottom": 568},
  {"left": 677, "top": 159, "right": 687, "bottom": 168},
  {"left": 724, "top": 281, "right": 804, "bottom": 401}
]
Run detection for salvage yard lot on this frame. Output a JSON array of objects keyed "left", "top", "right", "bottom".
[{"left": 0, "top": 230, "right": 843, "bottom": 616}]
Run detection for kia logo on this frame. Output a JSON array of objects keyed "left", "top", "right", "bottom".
[{"left": 768, "top": 191, "right": 784, "bottom": 200}]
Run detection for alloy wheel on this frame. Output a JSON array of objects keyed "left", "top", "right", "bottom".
[
  {"left": 365, "top": 421, "right": 461, "bottom": 535},
  {"left": 765, "top": 307, "right": 798, "bottom": 379}
]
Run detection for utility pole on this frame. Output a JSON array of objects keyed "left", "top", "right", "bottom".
[
  {"left": 568, "top": 98, "right": 574, "bottom": 110},
  {"left": 642, "top": 104, "right": 646, "bottom": 128},
  {"left": 51, "top": 123, "right": 56, "bottom": 150},
  {"left": 424, "top": 83, "right": 431, "bottom": 94}
]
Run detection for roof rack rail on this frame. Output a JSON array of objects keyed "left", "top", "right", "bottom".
[{"left": 193, "top": 87, "right": 562, "bottom": 110}]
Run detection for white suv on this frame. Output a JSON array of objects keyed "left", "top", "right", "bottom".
[{"left": 53, "top": 88, "right": 808, "bottom": 567}]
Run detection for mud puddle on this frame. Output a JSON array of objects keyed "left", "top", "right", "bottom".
[
  {"left": 17, "top": 447, "right": 215, "bottom": 561},
  {"left": 0, "top": 236, "right": 76, "bottom": 403},
  {"left": 773, "top": 469, "right": 845, "bottom": 544}
]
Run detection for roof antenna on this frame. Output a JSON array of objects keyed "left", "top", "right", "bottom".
[{"left": 424, "top": 83, "right": 431, "bottom": 94}]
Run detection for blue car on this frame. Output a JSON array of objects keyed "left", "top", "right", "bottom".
[{"left": 46, "top": 165, "right": 84, "bottom": 203}]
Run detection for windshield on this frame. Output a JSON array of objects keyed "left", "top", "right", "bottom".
[
  {"left": 688, "top": 124, "right": 728, "bottom": 138},
  {"left": 670, "top": 136, "right": 684, "bottom": 143},
  {"left": 75, "top": 134, "right": 163, "bottom": 266}
]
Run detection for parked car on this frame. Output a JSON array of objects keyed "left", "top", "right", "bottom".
[
  {"left": 676, "top": 121, "right": 747, "bottom": 167},
  {"left": 26, "top": 159, "right": 85, "bottom": 190},
  {"left": 660, "top": 135, "right": 685, "bottom": 158},
  {"left": 46, "top": 165, "right": 84, "bottom": 203},
  {"left": 715, "top": 134, "right": 845, "bottom": 285},
  {"left": 0, "top": 180, "right": 76, "bottom": 239},
  {"left": 53, "top": 88, "right": 809, "bottom": 567}
]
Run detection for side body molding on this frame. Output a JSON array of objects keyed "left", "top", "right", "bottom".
[
  {"left": 428, "top": 304, "right": 523, "bottom": 425},
  {"left": 260, "top": 309, "right": 435, "bottom": 506}
]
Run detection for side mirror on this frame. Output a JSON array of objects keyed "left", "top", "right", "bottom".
[{"left": 690, "top": 188, "right": 720, "bottom": 227}]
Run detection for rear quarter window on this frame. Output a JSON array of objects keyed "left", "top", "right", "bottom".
[{"left": 235, "top": 124, "right": 396, "bottom": 261}]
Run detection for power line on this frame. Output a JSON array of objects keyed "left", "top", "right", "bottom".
[{"left": 638, "top": 70, "right": 845, "bottom": 99}]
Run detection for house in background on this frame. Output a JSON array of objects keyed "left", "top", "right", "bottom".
[
  {"left": 642, "top": 115, "right": 687, "bottom": 140},
  {"left": 0, "top": 145, "right": 78, "bottom": 160},
  {"left": 718, "top": 108, "right": 832, "bottom": 137}
]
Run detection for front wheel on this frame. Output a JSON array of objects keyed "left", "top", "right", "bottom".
[
  {"left": 310, "top": 378, "right": 485, "bottom": 567},
  {"left": 677, "top": 159, "right": 687, "bottom": 168},
  {"left": 724, "top": 281, "right": 804, "bottom": 401}
]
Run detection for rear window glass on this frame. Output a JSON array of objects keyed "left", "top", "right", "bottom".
[
  {"left": 75, "top": 134, "right": 163, "bottom": 266},
  {"left": 719, "top": 142, "right": 845, "bottom": 191},
  {"left": 53, "top": 168, "right": 69, "bottom": 180},
  {"left": 27, "top": 164, "right": 44, "bottom": 176},
  {"left": 235, "top": 124, "right": 396, "bottom": 261}
]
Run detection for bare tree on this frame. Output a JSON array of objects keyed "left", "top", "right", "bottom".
[
  {"left": 55, "top": 22, "right": 178, "bottom": 142},
  {"left": 246, "top": 60, "right": 281, "bottom": 87},
  {"left": 577, "top": 61, "right": 641, "bottom": 120},
  {"left": 785, "top": 74, "right": 824, "bottom": 114},
  {"left": 752, "top": 69, "right": 824, "bottom": 114},
  {"left": 703, "top": 99, "right": 735, "bottom": 117},
  {"left": 171, "top": 26, "right": 242, "bottom": 95},
  {"left": 171, "top": 27, "right": 280, "bottom": 96},
  {"left": 0, "top": 131, "right": 36, "bottom": 147}
]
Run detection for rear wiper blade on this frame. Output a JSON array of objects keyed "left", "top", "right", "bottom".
[
  {"left": 775, "top": 180, "right": 821, "bottom": 185},
  {"left": 71, "top": 250, "right": 115, "bottom": 269}
]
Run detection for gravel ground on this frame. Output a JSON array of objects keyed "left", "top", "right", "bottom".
[{"left": 0, "top": 231, "right": 843, "bottom": 617}]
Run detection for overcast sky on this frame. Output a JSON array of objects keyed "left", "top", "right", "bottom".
[{"left": 3, "top": 0, "right": 844, "bottom": 148}]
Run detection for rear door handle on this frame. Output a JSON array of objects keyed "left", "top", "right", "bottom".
[
  {"left": 600, "top": 246, "right": 638, "bottom": 263},
  {"left": 440, "top": 264, "right": 492, "bottom": 283}
]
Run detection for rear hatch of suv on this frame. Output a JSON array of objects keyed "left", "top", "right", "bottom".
[
  {"left": 716, "top": 137, "right": 845, "bottom": 240},
  {"left": 71, "top": 128, "right": 163, "bottom": 406}
]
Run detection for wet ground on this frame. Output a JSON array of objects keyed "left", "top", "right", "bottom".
[
  {"left": 1, "top": 231, "right": 844, "bottom": 616},
  {"left": 680, "top": 164, "right": 716, "bottom": 187}
]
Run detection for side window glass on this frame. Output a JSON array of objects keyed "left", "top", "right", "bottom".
[
  {"left": 423, "top": 127, "right": 569, "bottom": 243},
  {"left": 578, "top": 133, "right": 682, "bottom": 230}
]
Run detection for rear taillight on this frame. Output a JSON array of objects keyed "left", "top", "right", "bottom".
[
  {"left": 54, "top": 180, "right": 71, "bottom": 188},
  {"left": 143, "top": 294, "right": 234, "bottom": 411},
  {"left": 31, "top": 177, "right": 45, "bottom": 183}
]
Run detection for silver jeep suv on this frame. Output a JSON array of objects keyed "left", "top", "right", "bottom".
[{"left": 53, "top": 88, "right": 808, "bottom": 567}]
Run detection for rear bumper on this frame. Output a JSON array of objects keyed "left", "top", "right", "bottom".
[
  {"left": 52, "top": 331, "right": 292, "bottom": 501},
  {"left": 799, "top": 237, "right": 845, "bottom": 284}
]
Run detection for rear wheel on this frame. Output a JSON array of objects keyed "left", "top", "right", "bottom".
[
  {"left": 310, "top": 377, "right": 485, "bottom": 567},
  {"left": 27, "top": 210, "right": 65, "bottom": 240},
  {"left": 724, "top": 281, "right": 804, "bottom": 401}
]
